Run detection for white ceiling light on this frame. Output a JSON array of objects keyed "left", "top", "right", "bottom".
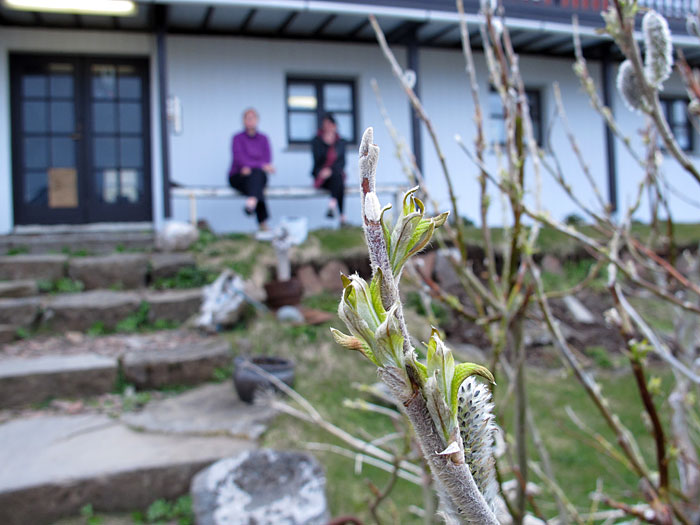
[{"left": 4, "top": 0, "right": 137, "bottom": 16}]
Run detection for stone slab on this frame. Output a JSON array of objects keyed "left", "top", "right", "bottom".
[
  {"left": 0, "top": 254, "right": 67, "bottom": 281},
  {"left": 296, "top": 265, "right": 323, "bottom": 297},
  {"left": 44, "top": 290, "right": 141, "bottom": 331},
  {"left": 122, "top": 338, "right": 231, "bottom": 389},
  {"left": 562, "top": 295, "right": 596, "bottom": 325},
  {"left": 122, "top": 383, "right": 274, "bottom": 440},
  {"left": 0, "top": 296, "right": 41, "bottom": 327},
  {"left": 0, "top": 354, "right": 118, "bottom": 409},
  {"left": 149, "top": 253, "right": 196, "bottom": 281},
  {"left": 0, "top": 324, "right": 15, "bottom": 344},
  {"left": 318, "top": 260, "right": 349, "bottom": 292},
  {"left": 0, "top": 280, "right": 38, "bottom": 298},
  {"left": 191, "top": 449, "right": 329, "bottom": 525},
  {"left": 144, "top": 288, "right": 202, "bottom": 324},
  {"left": 68, "top": 254, "right": 149, "bottom": 290},
  {"left": 0, "top": 414, "right": 253, "bottom": 525}
]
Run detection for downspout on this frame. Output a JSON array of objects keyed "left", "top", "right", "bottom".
[
  {"left": 601, "top": 47, "right": 618, "bottom": 213},
  {"left": 156, "top": 4, "right": 172, "bottom": 219}
]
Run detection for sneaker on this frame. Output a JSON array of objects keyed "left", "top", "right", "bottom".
[
  {"left": 326, "top": 207, "right": 335, "bottom": 219},
  {"left": 254, "top": 229, "right": 276, "bottom": 242}
]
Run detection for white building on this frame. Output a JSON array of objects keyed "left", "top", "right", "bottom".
[{"left": 1, "top": 0, "right": 698, "bottom": 235}]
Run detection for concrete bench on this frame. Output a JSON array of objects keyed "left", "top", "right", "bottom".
[{"left": 172, "top": 184, "right": 408, "bottom": 225}]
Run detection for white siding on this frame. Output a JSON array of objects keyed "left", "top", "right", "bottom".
[{"left": 0, "top": 27, "right": 164, "bottom": 234}]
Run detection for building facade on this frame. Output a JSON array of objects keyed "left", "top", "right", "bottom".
[{"left": 1, "top": 0, "right": 698, "bottom": 235}]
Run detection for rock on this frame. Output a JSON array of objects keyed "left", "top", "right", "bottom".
[
  {"left": 0, "top": 297, "right": 41, "bottom": 327},
  {"left": 44, "top": 291, "right": 141, "bottom": 331},
  {"left": 68, "top": 254, "right": 148, "bottom": 290},
  {"left": 276, "top": 305, "right": 305, "bottom": 324},
  {"left": 541, "top": 254, "right": 563, "bottom": 275},
  {"left": 0, "top": 414, "right": 253, "bottom": 525},
  {"left": 434, "top": 248, "right": 461, "bottom": 290},
  {"left": 413, "top": 250, "right": 437, "bottom": 281},
  {"left": 191, "top": 449, "right": 329, "bottom": 525},
  {"left": 0, "top": 354, "right": 118, "bottom": 409},
  {"left": 523, "top": 319, "right": 572, "bottom": 347},
  {"left": 122, "top": 338, "right": 231, "bottom": 389},
  {"left": 0, "top": 280, "right": 38, "bottom": 298},
  {"left": 122, "top": 383, "right": 274, "bottom": 440},
  {"left": 0, "top": 324, "right": 15, "bottom": 344},
  {"left": 296, "top": 265, "right": 323, "bottom": 297},
  {"left": 562, "top": 295, "right": 596, "bottom": 324},
  {"left": 144, "top": 288, "right": 202, "bottom": 324},
  {"left": 0, "top": 254, "right": 67, "bottom": 281},
  {"left": 156, "top": 221, "right": 199, "bottom": 252},
  {"left": 149, "top": 253, "right": 196, "bottom": 281},
  {"left": 318, "top": 260, "right": 349, "bottom": 292}
]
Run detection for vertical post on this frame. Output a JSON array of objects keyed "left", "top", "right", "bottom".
[
  {"left": 407, "top": 34, "right": 423, "bottom": 174},
  {"left": 601, "top": 48, "right": 618, "bottom": 213},
  {"left": 156, "top": 4, "right": 172, "bottom": 218}
]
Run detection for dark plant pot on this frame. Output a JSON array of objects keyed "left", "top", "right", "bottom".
[
  {"left": 264, "top": 278, "right": 303, "bottom": 309},
  {"left": 233, "top": 355, "right": 295, "bottom": 403}
]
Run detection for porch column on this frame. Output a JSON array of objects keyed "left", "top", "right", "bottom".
[
  {"left": 407, "top": 34, "right": 423, "bottom": 174},
  {"left": 601, "top": 47, "right": 618, "bottom": 213},
  {"left": 155, "top": 4, "right": 171, "bottom": 218}
]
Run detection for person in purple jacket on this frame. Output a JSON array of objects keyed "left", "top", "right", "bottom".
[{"left": 228, "top": 108, "right": 275, "bottom": 230}]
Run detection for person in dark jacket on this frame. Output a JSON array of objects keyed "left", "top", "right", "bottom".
[
  {"left": 228, "top": 108, "right": 275, "bottom": 231},
  {"left": 311, "top": 113, "right": 347, "bottom": 226}
]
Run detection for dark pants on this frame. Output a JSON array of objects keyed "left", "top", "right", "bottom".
[
  {"left": 228, "top": 168, "right": 268, "bottom": 224},
  {"left": 320, "top": 171, "right": 345, "bottom": 214}
]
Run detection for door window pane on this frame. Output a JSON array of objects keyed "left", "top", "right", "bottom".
[
  {"left": 100, "top": 169, "right": 118, "bottom": 203},
  {"left": 50, "top": 74, "right": 73, "bottom": 98},
  {"left": 93, "top": 102, "right": 117, "bottom": 133},
  {"left": 119, "top": 102, "right": 142, "bottom": 133},
  {"left": 51, "top": 137, "right": 75, "bottom": 167},
  {"left": 24, "top": 170, "right": 47, "bottom": 204},
  {"left": 289, "top": 112, "right": 317, "bottom": 141},
  {"left": 22, "top": 75, "right": 47, "bottom": 97},
  {"left": 324, "top": 84, "right": 352, "bottom": 111},
  {"left": 23, "top": 101, "right": 48, "bottom": 132},
  {"left": 119, "top": 169, "right": 141, "bottom": 202},
  {"left": 24, "top": 137, "right": 48, "bottom": 168},
  {"left": 94, "top": 137, "right": 117, "bottom": 167},
  {"left": 120, "top": 137, "right": 142, "bottom": 168},
  {"left": 92, "top": 65, "right": 117, "bottom": 99},
  {"left": 335, "top": 113, "right": 353, "bottom": 140},
  {"left": 50, "top": 101, "right": 74, "bottom": 133},
  {"left": 118, "top": 76, "right": 141, "bottom": 99},
  {"left": 288, "top": 84, "right": 317, "bottom": 109}
]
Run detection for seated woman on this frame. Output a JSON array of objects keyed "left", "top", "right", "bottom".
[
  {"left": 228, "top": 108, "right": 275, "bottom": 231},
  {"left": 311, "top": 113, "right": 347, "bottom": 226}
]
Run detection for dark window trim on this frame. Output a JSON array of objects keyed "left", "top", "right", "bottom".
[
  {"left": 660, "top": 96, "right": 694, "bottom": 153},
  {"left": 488, "top": 87, "right": 543, "bottom": 147},
  {"left": 285, "top": 76, "right": 358, "bottom": 145}
]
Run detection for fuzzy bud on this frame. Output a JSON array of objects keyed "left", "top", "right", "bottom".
[
  {"left": 643, "top": 10, "right": 673, "bottom": 88},
  {"left": 457, "top": 377, "right": 498, "bottom": 509},
  {"left": 364, "top": 192, "right": 381, "bottom": 223},
  {"left": 687, "top": 14, "right": 700, "bottom": 39},
  {"left": 617, "top": 60, "right": 646, "bottom": 113}
]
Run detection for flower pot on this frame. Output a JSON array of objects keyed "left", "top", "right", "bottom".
[
  {"left": 264, "top": 278, "right": 303, "bottom": 309},
  {"left": 233, "top": 355, "right": 295, "bottom": 403}
]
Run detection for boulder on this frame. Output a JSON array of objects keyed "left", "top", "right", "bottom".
[
  {"left": 149, "top": 253, "right": 196, "bottom": 281},
  {"left": 296, "top": 265, "right": 323, "bottom": 297},
  {"left": 434, "top": 248, "right": 461, "bottom": 290},
  {"left": 191, "top": 449, "right": 329, "bottom": 525},
  {"left": 0, "top": 280, "right": 38, "bottom": 298},
  {"left": 562, "top": 295, "right": 596, "bottom": 325},
  {"left": 144, "top": 288, "right": 202, "bottom": 324},
  {"left": 44, "top": 291, "right": 141, "bottom": 331},
  {"left": 68, "top": 254, "right": 148, "bottom": 290},
  {"left": 318, "top": 261, "right": 349, "bottom": 292},
  {"left": 122, "top": 338, "right": 231, "bottom": 389},
  {"left": 0, "top": 297, "right": 41, "bottom": 327},
  {"left": 540, "top": 254, "right": 563, "bottom": 275},
  {"left": 156, "top": 221, "right": 199, "bottom": 252},
  {"left": 0, "top": 255, "right": 67, "bottom": 281}
]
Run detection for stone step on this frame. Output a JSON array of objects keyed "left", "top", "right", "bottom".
[
  {"left": 0, "top": 279, "right": 38, "bottom": 298},
  {"left": 68, "top": 254, "right": 149, "bottom": 290},
  {"left": 0, "top": 254, "right": 67, "bottom": 281},
  {"left": 0, "top": 333, "right": 228, "bottom": 407},
  {"left": 0, "top": 354, "right": 118, "bottom": 409},
  {"left": 0, "top": 296, "right": 42, "bottom": 328},
  {"left": 0, "top": 413, "right": 254, "bottom": 525},
  {"left": 0, "top": 230, "right": 154, "bottom": 255},
  {"left": 143, "top": 288, "right": 202, "bottom": 324},
  {"left": 149, "top": 253, "right": 196, "bottom": 282}
]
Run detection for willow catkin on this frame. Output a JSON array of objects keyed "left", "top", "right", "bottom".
[
  {"left": 643, "top": 10, "right": 673, "bottom": 88},
  {"left": 617, "top": 60, "right": 645, "bottom": 112}
]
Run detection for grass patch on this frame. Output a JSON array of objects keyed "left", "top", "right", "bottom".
[
  {"left": 152, "top": 266, "right": 217, "bottom": 290},
  {"left": 306, "top": 227, "right": 365, "bottom": 254},
  {"left": 301, "top": 291, "right": 340, "bottom": 313},
  {"left": 540, "top": 258, "right": 607, "bottom": 293},
  {"left": 38, "top": 277, "right": 85, "bottom": 294},
  {"left": 6, "top": 246, "right": 29, "bottom": 256}
]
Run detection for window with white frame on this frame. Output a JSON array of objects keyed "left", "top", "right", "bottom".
[
  {"left": 286, "top": 77, "right": 357, "bottom": 144},
  {"left": 488, "top": 88, "right": 543, "bottom": 146},
  {"left": 659, "top": 96, "right": 694, "bottom": 152}
]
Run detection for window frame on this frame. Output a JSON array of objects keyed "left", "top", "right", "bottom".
[
  {"left": 488, "top": 87, "right": 543, "bottom": 147},
  {"left": 285, "top": 76, "right": 358, "bottom": 146},
  {"left": 659, "top": 96, "right": 694, "bottom": 153}
]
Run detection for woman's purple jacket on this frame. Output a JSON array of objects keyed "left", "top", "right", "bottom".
[{"left": 229, "top": 131, "right": 272, "bottom": 176}]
